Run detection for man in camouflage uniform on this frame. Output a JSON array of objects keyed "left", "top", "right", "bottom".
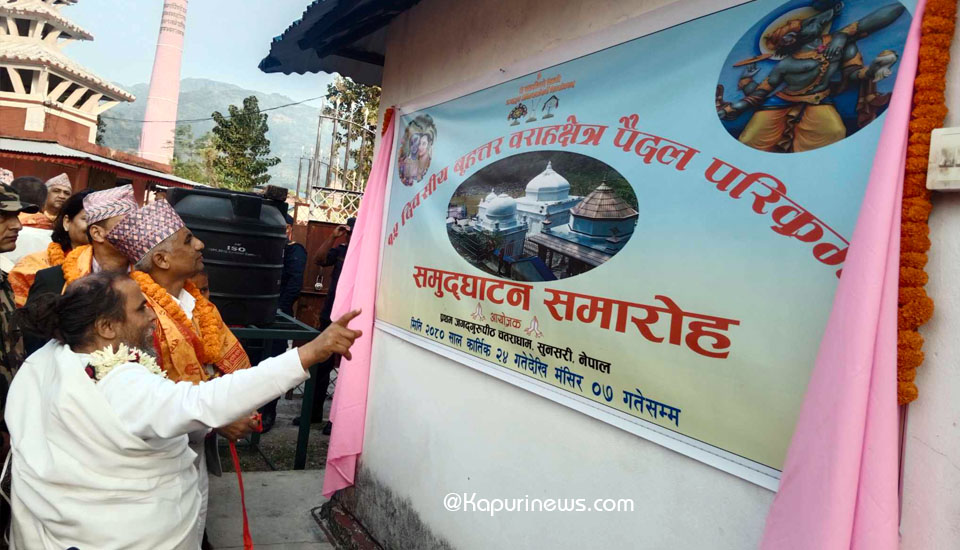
[
  {"left": 0, "top": 182, "right": 39, "bottom": 546},
  {"left": 0, "top": 184, "right": 37, "bottom": 385}
]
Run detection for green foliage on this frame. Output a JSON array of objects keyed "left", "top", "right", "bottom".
[
  {"left": 210, "top": 96, "right": 280, "bottom": 191},
  {"left": 323, "top": 77, "right": 380, "bottom": 190},
  {"left": 171, "top": 124, "right": 218, "bottom": 185},
  {"left": 95, "top": 116, "right": 106, "bottom": 146}
]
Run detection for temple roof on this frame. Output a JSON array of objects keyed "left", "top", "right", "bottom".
[
  {"left": 1, "top": 0, "right": 94, "bottom": 41},
  {"left": 571, "top": 183, "right": 638, "bottom": 220},
  {"left": 0, "top": 41, "right": 134, "bottom": 101}
]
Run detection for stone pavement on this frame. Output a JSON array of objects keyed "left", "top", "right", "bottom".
[{"left": 207, "top": 470, "right": 334, "bottom": 549}]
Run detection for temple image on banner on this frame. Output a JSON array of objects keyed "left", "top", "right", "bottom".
[{"left": 447, "top": 155, "right": 638, "bottom": 281}]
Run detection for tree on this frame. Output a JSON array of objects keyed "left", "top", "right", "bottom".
[
  {"left": 171, "top": 124, "right": 218, "bottom": 185},
  {"left": 323, "top": 77, "right": 380, "bottom": 190},
  {"left": 95, "top": 116, "right": 107, "bottom": 146},
  {"left": 210, "top": 96, "right": 280, "bottom": 191}
]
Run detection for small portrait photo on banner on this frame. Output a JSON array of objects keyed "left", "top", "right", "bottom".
[{"left": 398, "top": 114, "right": 437, "bottom": 186}]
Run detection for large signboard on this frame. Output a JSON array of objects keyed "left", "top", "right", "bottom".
[{"left": 375, "top": 0, "right": 914, "bottom": 485}]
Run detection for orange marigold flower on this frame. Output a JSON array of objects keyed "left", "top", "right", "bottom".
[
  {"left": 910, "top": 117, "right": 942, "bottom": 134},
  {"left": 902, "top": 197, "right": 933, "bottom": 222},
  {"left": 900, "top": 266, "right": 929, "bottom": 288},
  {"left": 908, "top": 131, "right": 932, "bottom": 146},
  {"left": 898, "top": 381, "right": 918, "bottom": 405},
  {"left": 900, "top": 252, "right": 928, "bottom": 269},
  {"left": 898, "top": 296, "right": 935, "bottom": 330},
  {"left": 925, "top": 0, "right": 958, "bottom": 18},
  {"left": 897, "top": 366, "right": 918, "bottom": 384},
  {"left": 921, "top": 16, "right": 956, "bottom": 35},
  {"left": 914, "top": 74, "right": 946, "bottom": 93},
  {"left": 46, "top": 242, "right": 66, "bottom": 267},
  {"left": 910, "top": 104, "right": 948, "bottom": 122},
  {"left": 898, "top": 287, "right": 928, "bottom": 307}
]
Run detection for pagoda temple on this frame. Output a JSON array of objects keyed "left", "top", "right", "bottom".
[
  {"left": 0, "top": 0, "right": 200, "bottom": 200},
  {"left": 0, "top": 0, "right": 133, "bottom": 144},
  {"left": 528, "top": 182, "right": 639, "bottom": 277}
]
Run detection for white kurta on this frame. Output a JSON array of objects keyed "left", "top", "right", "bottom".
[{"left": 5, "top": 340, "right": 308, "bottom": 550}]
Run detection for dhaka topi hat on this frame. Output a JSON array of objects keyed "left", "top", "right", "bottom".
[
  {"left": 0, "top": 183, "right": 39, "bottom": 214},
  {"left": 106, "top": 199, "right": 185, "bottom": 264},
  {"left": 0, "top": 169, "right": 13, "bottom": 186},
  {"left": 45, "top": 173, "right": 72, "bottom": 192},
  {"left": 84, "top": 184, "right": 138, "bottom": 225}
]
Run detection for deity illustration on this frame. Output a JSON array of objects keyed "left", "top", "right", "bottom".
[
  {"left": 716, "top": 1, "right": 909, "bottom": 153},
  {"left": 508, "top": 104, "right": 528, "bottom": 126},
  {"left": 398, "top": 114, "right": 437, "bottom": 186}
]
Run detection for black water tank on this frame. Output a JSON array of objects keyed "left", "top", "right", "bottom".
[{"left": 167, "top": 187, "right": 286, "bottom": 326}]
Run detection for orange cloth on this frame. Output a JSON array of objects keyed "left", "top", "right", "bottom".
[
  {"left": 147, "top": 290, "right": 251, "bottom": 384},
  {"left": 9, "top": 243, "right": 66, "bottom": 307},
  {"left": 18, "top": 212, "right": 55, "bottom": 230},
  {"left": 60, "top": 245, "right": 94, "bottom": 290}
]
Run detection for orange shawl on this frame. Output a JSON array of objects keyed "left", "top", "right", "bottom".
[
  {"left": 9, "top": 243, "right": 66, "bottom": 307},
  {"left": 17, "top": 212, "right": 55, "bottom": 230},
  {"left": 137, "top": 278, "right": 250, "bottom": 384}
]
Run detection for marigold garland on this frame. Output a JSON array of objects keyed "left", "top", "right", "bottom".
[
  {"left": 129, "top": 271, "right": 224, "bottom": 365},
  {"left": 62, "top": 244, "right": 91, "bottom": 285},
  {"left": 898, "top": 0, "right": 956, "bottom": 404},
  {"left": 46, "top": 242, "right": 65, "bottom": 267},
  {"left": 185, "top": 279, "right": 224, "bottom": 364}
]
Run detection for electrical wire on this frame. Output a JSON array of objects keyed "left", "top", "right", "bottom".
[{"left": 99, "top": 94, "right": 328, "bottom": 124}]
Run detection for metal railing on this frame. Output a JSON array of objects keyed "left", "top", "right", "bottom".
[{"left": 295, "top": 101, "right": 377, "bottom": 224}]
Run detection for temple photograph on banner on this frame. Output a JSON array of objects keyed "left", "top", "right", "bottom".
[{"left": 446, "top": 151, "right": 639, "bottom": 281}]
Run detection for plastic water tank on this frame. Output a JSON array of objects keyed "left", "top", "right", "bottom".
[{"left": 167, "top": 187, "right": 286, "bottom": 326}]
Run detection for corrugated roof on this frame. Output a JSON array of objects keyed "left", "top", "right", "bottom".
[
  {"left": 0, "top": 0, "right": 94, "bottom": 41},
  {"left": 0, "top": 137, "right": 206, "bottom": 188},
  {"left": 0, "top": 40, "right": 134, "bottom": 101},
  {"left": 571, "top": 183, "right": 638, "bottom": 220},
  {"left": 259, "top": 0, "right": 422, "bottom": 85}
]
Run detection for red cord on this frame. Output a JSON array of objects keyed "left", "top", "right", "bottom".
[{"left": 227, "top": 413, "right": 261, "bottom": 550}]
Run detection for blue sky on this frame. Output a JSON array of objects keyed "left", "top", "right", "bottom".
[{"left": 65, "top": 0, "right": 333, "bottom": 102}]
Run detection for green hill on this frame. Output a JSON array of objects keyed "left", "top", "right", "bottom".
[{"left": 99, "top": 78, "right": 321, "bottom": 191}]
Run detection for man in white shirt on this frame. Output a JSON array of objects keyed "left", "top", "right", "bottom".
[{"left": 5, "top": 271, "right": 361, "bottom": 549}]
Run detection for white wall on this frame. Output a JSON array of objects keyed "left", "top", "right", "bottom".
[
  {"left": 354, "top": 1, "right": 775, "bottom": 548},
  {"left": 899, "top": 17, "right": 960, "bottom": 550}
]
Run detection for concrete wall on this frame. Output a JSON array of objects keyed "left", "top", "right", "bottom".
[
  {"left": 353, "top": 1, "right": 960, "bottom": 549},
  {"left": 352, "top": 1, "right": 776, "bottom": 549},
  {"left": 899, "top": 18, "right": 960, "bottom": 550}
]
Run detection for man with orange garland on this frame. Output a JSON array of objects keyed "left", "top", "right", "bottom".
[
  {"left": 9, "top": 190, "right": 92, "bottom": 307},
  {"left": 27, "top": 185, "right": 137, "bottom": 295},
  {"left": 105, "top": 199, "right": 256, "bottom": 541},
  {"left": 23, "top": 185, "right": 138, "bottom": 353}
]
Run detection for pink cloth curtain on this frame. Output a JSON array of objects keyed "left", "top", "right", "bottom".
[
  {"left": 760, "top": 2, "right": 925, "bottom": 548},
  {"left": 322, "top": 110, "right": 396, "bottom": 497}
]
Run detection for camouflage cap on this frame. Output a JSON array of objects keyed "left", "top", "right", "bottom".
[{"left": 0, "top": 183, "right": 40, "bottom": 214}]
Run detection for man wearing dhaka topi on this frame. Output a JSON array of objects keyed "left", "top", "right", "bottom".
[
  {"left": 5, "top": 271, "right": 362, "bottom": 549},
  {"left": 18, "top": 174, "right": 72, "bottom": 230},
  {"left": 105, "top": 199, "right": 255, "bottom": 537}
]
